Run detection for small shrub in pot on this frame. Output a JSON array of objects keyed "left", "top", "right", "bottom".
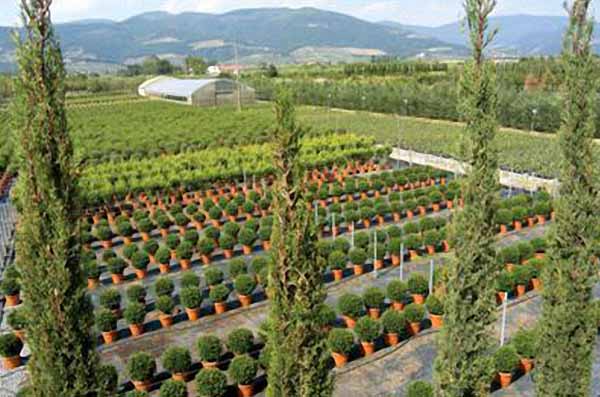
[
  {"left": 226, "top": 328, "right": 254, "bottom": 355},
  {"left": 195, "top": 369, "right": 227, "bottom": 397},
  {"left": 197, "top": 335, "right": 223, "bottom": 364}
]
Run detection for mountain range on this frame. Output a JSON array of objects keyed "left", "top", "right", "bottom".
[{"left": 0, "top": 8, "right": 594, "bottom": 73}]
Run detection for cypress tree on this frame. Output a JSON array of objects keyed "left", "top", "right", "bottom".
[
  {"left": 535, "top": 1, "right": 599, "bottom": 395},
  {"left": 12, "top": 1, "right": 99, "bottom": 395},
  {"left": 265, "top": 90, "right": 333, "bottom": 397},
  {"left": 433, "top": 1, "right": 500, "bottom": 396}
]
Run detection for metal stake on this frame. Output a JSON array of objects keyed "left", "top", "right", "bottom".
[{"left": 500, "top": 292, "right": 508, "bottom": 346}]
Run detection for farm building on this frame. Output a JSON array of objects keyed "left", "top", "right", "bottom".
[{"left": 138, "top": 76, "right": 255, "bottom": 107}]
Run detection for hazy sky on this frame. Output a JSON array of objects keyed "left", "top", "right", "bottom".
[{"left": 0, "top": 0, "right": 596, "bottom": 27}]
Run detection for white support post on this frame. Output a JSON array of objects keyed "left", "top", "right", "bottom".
[
  {"left": 400, "top": 243, "right": 405, "bottom": 281},
  {"left": 429, "top": 259, "right": 435, "bottom": 295},
  {"left": 332, "top": 213, "right": 336, "bottom": 240},
  {"left": 351, "top": 222, "right": 355, "bottom": 248},
  {"left": 500, "top": 292, "right": 508, "bottom": 346}
]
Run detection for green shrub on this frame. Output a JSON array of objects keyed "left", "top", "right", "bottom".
[
  {"left": 95, "top": 226, "right": 112, "bottom": 241},
  {"left": 238, "top": 228, "right": 257, "bottom": 247},
  {"left": 494, "top": 345, "right": 519, "bottom": 373},
  {"left": 161, "top": 347, "right": 192, "bottom": 374},
  {"left": 229, "top": 355, "right": 258, "bottom": 385},
  {"left": 184, "top": 230, "right": 199, "bottom": 245},
  {"left": 137, "top": 218, "right": 153, "bottom": 234},
  {"left": 363, "top": 287, "right": 385, "bottom": 309},
  {"left": 228, "top": 258, "right": 247, "bottom": 279},
  {"left": 250, "top": 257, "right": 267, "bottom": 276},
  {"left": 154, "top": 277, "right": 175, "bottom": 297},
  {"left": 156, "top": 296, "right": 175, "bottom": 315},
  {"left": 403, "top": 234, "right": 422, "bottom": 251},
  {"left": 7, "top": 309, "right": 27, "bottom": 330},
  {"left": 0, "top": 333, "right": 23, "bottom": 357},
  {"left": 131, "top": 251, "right": 150, "bottom": 270},
  {"left": 406, "top": 380, "right": 433, "bottom": 397},
  {"left": 226, "top": 328, "right": 254, "bottom": 355},
  {"left": 0, "top": 277, "right": 20, "bottom": 296},
  {"left": 205, "top": 267, "right": 224, "bottom": 286},
  {"left": 123, "top": 302, "right": 146, "bottom": 325},
  {"left": 122, "top": 245, "right": 139, "bottom": 262},
  {"left": 258, "top": 226, "right": 272, "bottom": 242},
  {"left": 354, "top": 316, "right": 381, "bottom": 342},
  {"left": 404, "top": 304, "right": 425, "bottom": 323},
  {"left": 386, "top": 280, "right": 408, "bottom": 302},
  {"left": 126, "top": 284, "right": 146, "bottom": 303},
  {"left": 234, "top": 274, "right": 256, "bottom": 296},
  {"left": 155, "top": 247, "right": 171, "bottom": 264},
  {"left": 425, "top": 295, "right": 444, "bottom": 315},
  {"left": 354, "top": 232, "right": 370, "bottom": 248},
  {"left": 176, "top": 240, "right": 194, "bottom": 260},
  {"left": 181, "top": 271, "right": 200, "bottom": 288},
  {"left": 97, "top": 364, "right": 119, "bottom": 395},
  {"left": 315, "top": 304, "right": 337, "bottom": 328},
  {"left": 333, "top": 238, "right": 351, "bottom": 254},
  {"left": 496, "top": 271, "right": 515, "bottom": 293},
  {"left": 99, "top": 289, "right": 121, "bottom": 310},
  {"left": 511, "top": 328, "right": 537, "bottom": 359},
  {"left": 533, "top": 201, "right": 551, "bottom": 216},
  {"left": 530, "top": 237, "right": 547, "bottom": 253},
  {"left": 95, "top": 309, "right": 117, "bottom": 332},
  {"left": 197, "top": 335, "right": 222, "bottom": 363},
  {"left": 125, "top": 391, "right": 148, "bottom": 397},
  {"left": 218, "top": 234, "right": 236, "bottom": 250},
  {"left": 209, "top": 284, "right": 230, "bottom": 303},
  {"left": 348, "top": 248, "right": 367, "bottom": 265},
  {"left": 83, "top": 261, "right": 101, "bottom": 279},
  {"left": 327, "top": 329, "right": 355, "bottom": 354},
  {"left": 198, "top": 238, "right": 216, "bottom": 256},
  {"left": 204, "top": 226, "right": 220, "bottom": 241},
  {"left": 381, "top": 310, "right": 406, "bottom": 334},
  {"left": 408, "top": 274, "right": 429, "bottom": 295},
  {"left": 209, "top": 206, "right": 223, "bottom": 221},
  {"left": 337, "top": 293, "right": 364, "bottom": 318},
  {"left": 316, "top": 241, "right": 334, "bottom": 259},
  {"left": 127, "top": 352, "right": 156, "bottom": 382},
  {"left": 222, "top": 222, "right": 241, "bottom": 238},
  {"left": 496, "top": 209, "right": 513, "bottom": 226},
  {"left": 166, "top": 234, "right": 181, "bottom": 250},
  {"left": 195, "top": 369, "right": 227, "bottom": 397},
  {"left": 180, "top": 287, "right": 203, "bottom": 309},
  {"left": 512, "top": 265, "right": 533, "bottom": 286},
  {"left": 404, "top": 222, "right": 420, "bottom": 235},
  {"left": 328, "top": 251, "right": 347, "bottom": 270},
  {"left": 159, "top": 380, "right": 187, "bottom": 397},
  {"left": 423, "top": 230, "right": 440, "bottom": 247},
  {"left": 143, "top": 240, "right": 159, "bottom": 256}
]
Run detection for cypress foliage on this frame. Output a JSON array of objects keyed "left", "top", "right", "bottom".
[
  {"left": 535, "top": 1, "right": 599, "bottom": 395},
  {"left": 265, "top": 90, "right": 333, "bottom": 397},
  {"left": 12, "top": 1, "right": 99, "bottom": 395},
  {"left": 433, "top": 1, "right": 500, "bottom": 396}
]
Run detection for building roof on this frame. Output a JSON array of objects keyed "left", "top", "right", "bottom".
[{"left": 142, "top": 77, "right": 215, "bottom": 98}]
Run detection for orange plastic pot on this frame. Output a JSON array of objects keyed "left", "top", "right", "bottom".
[
  {"left": 361, "top": 341, "right": 375, "bottom": 356},
  {"left": 129, "top": 323, "right": 144, "bottom": 337},
  {"left": 520, "top": 358, "right": 534, "bottom": 373},
  {"left": 214, "top": 302, "right": 227, "bottom": 315},
  {"left": 392, "top": 301, "right": 405, "bottom": 311},
  {"left": 238, "top": 384, "right": 255, "bottom": 397},
  {"left": 159, "top": 263, "right": 171, "bottom": 274},
  {"left": 5, "top": 294, "right": 20, "bottom": 307},
  {"left": 407, "top": 321, "right": 421, "bottom": 336},
  {"left": 101, "top": 330, "right": 118, "bottom": 344},
  {"left": 411, "top": 294, "right": 425, "bottom": 305},
  {"left": 239, "top": 295, "right": 253, "bottom": 307},
  {"left": 133, "top": 379, "right": 152, "bottom": 392},
  {"left": 430, "top": 314, "right": 444, "bottom": 329},
  {"left": 384, "top": 333, "right": 399, "bottom": 346},
  {"left": 368, "top": 308, "right": 381, "bottom": 319},
  {"left": 331, "top": 352, "right": 348, "bottom": 368},
  {"left": 498, "top": 372, "right": 512, "bottom": 389},
  {"left": 185, "top": 307, "right": 201, "bottom": 321},
  {"left": 111, "top": 273, "right": 124, "bottom": 284},
  {"left": 332, "top": 269, "right": 343, "bottom": 281},
  {"left": 342, "top": 315, "right": 356, "bottom": 329},
  {"left": 353, "top": 264, "right": 364, "bottom": 276},
  {"left": 159, "top": 314, "right": 173, "bottom": 328},
  {"left": 180, "top": 259, "right": 191, "bottom": 270},
  {"left": 2, "top": 355, "right": 22, "bottom": 370}
]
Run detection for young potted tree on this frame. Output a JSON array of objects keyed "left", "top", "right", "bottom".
[
  {"left": 166, "top": 234, "right": 181, "bottom": 260},
  {"left": 161, "top": 346, "right": 192, "bottom": 381},
  {"left": 511, "top": 328, "right": 537, "bottom": 373},
  {"left": 328, "top": 251, "right": 347, "bottom": 281},
  {"left": 155, "top": 277, "right": 175, "bottom": 298},
  {"left": 183, "top": 229, "right": 200, "bottom": 246},
  {"left": 131, "top": 251, "right": 150, "bottom": 280},
  {"left": 315, "top": 304, "right": 337, "bottom": 332},
  {"left": 238, "top": 228, "right": 257, "bottom": 255},
  {"left": 381, "top": 309, "right": 406, "bottom": 346},
  {"left": 408, "top": 274, "right": 428, "bottom": 304},
  {"left": 512, "top": 265, "right": 533, "bottom": 297},
  {"left": 180, "top": 287, "right": 203, "bottom": 321},
  {"left": 197, "top": 335, "right": 223, "bottom": 368},
  {"left": 258, "top": 226, "right": 272, "bottom": 250},
  {"left": 363, "top": 287, "right": 385, "bottom": 319},
  {"left": 228, "top": 258, "right": 247, "bottom": 279},
  {"left": 97, "top": 364, "right": 119, "bottom": 396},
  {"left": 530, "top": 237, "right": 547, "bottom": 260},
  {"left": 327, "top": 328, "right": 354, "bottom": 368},
  {"left": 0, "top": 333, "right": 23, "bottom": 369},
  {"left": 425, "top": 295, "right": 444, "bottom": 329},
  {"left": 83, "top": 261, "right": 101, "bottom": 290},
  {"left": 429, "top": 191, "right": 443, "bottom": 212},
  {"left": 174, "top": 213, "right": 190, "bottom": 236},
  {"left": 124, "top": 302, "right": 146, "bottom": 336},
  {"left": 155, "top": 246, "right": 171, "bottom": 274},
  {"left": 176, "top": 240, "right": 194, "bottom": 270},
  {"left": 337, "top": 293, "right": 364, "bottom": 329},
  {"left": 7, "top": 309, "right": 27, "bottom": 341},
  {"left": 127, "top": 352, "right": 156, "bottom": 391},
  {"left": 423, "top": 230, "right": 440, "bottom": 256},
  {"left": 387, "top": 280, "right": 408, "bottom": 310},
  {"left": 137, "top": 218, "right": 154, "bottom": 242},
  {"left": 205, "top": 267, "right": 224, "bottom": 289},
  {"left": 143, "top": 240, "right": 159, "bottom": 264},
  {"left": 155, "top": 214, "right": 173, "bottom": 238},
  {"left": 348, "top": 247, "right": 367, "bottom": 276},
  {"left": 96, "top": 309, "right": 118, "bottom": 344},
  {"left": 229, "top": 355, "right": 258, "bottom": 397},
  {"left": 388, "top": 238, "right": 403, "bottom": 266},
  {"left": 158, "top": 380, "right": 187, "bottom": 397},
  {"left": 198, "top": 238, "right": 216, "bottom": 265},
  {"left": 99, "top": 288, "right": 122, "bottom": 317},
  {"left": 354, "top": 316, "right": 381, "bottom": 356},
  {"left": 225, "top": 201, "right": 240, "bottom": 222},
  {"left": 117, "top": 221, "right": 135, "bottom": 245},
  {"left": 192, "top": 212, "right": 206, "bottom": 231},
  {"left": 404, "top": 303, "right": 425, "bottom": 336},
  {"left": 195, "top": 369, "right": 228, "bottom": 397},
  {"left": 219, "top": 233, "right": 236, "bottom": 259},
  {"left": 494, "top": 345, "right": 519, "bottom": 389},
  {"left": 209, "top": 284, "right": 230, "bottom": 314},
  {"left": 500, "top": 245, "right": 520, "bottom": 272},
  {"left": 156, "top": 295, "right": 175, "bottom": 328},
  {"left": 533, "top": 201, "right": 550, "bottom": 225},
  {"left": 226, "top": 328, "right": 254, "bottom": 356},
  {"left": 496, "top": 208, "right": 513, "bottom": 234},
  {"left": 95, "top": 225, "right": 114, "bottom": 249},
  {"left": 404, "top": 234, "right": 422, "bottom": 260},
  {"left": 496, "top": 271, "right": 515, "bottom": 303},
  {"left": 126, "top": 284, "right": 146, "bottom": 305},
  {"left": 234, "top": 275, "right": 257, "bottom": 307}
]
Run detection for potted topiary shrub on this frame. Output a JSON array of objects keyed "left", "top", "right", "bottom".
[
  {"left": 176, "top": 240, "right": 194, "bottom": 270},
  {"left": 238, "top": 228, "right": 257, "bottom": 255},
  {"left": 511, "top": 328, "right": 537, "bottom": 373},
  {"left": 533, "top": 201, "right": 550, "bottom": 224},
  {"left": 143, "top": 240, "right": 159, "bottom": 264},
  {"left": 125, "top": 390, "right": 148, "bottom": 397},
  {"left": 499, "top": 245, "right": 520, "bottom": 272},
  {"left": 124, "top": 302, "right": 146, "bottom": 337},
  {"left": 408, "top": 274, "right": 428, "bottom": 304},
  {"left": 404, "top": 234, "right": 422, "bottom": 260},
  {"left": 209, "top": 284, "right": 230, "bottom": 314},
  {"left": 107, "top": 257, "right": 127, "bottom": 285},
  {"left": 209, "top": 206, "right": 223, "bottom": 228},
  {"left": 512, "top": 265, "right": 533, "bottom": 297},
  {"left": 159, "top": 380, "right": 187, "bottom": 397},
  {"left": 156, "top": 296, "right": 175, "bottom": 328},
  {"left": 328, "top": 251, "right": 347, "bottom": 281},
  {"left": 0, "top": 333, "right": 23, "bottom": 369},
  {"left": 496, "top": 208, "right": 513, "bottom": 234},
  {"left": 174, "top": 213, "right": 189, "bottom": 235},
  {"left": 1, "top": 277, "right": 21, "bottom": 307},
  {"left": 84, "top": 261, "right": 101, "bottom": 289},
  {"left": 381, "top": 309, "right": 406, "bottom": 346},
  {"left": 222, "top": 222, "right": 240, "bottom": 241},
  {"left": 511, "top": 207, "right": 527, "bottom": 231},
  {"left": 219, "top": 234, "right": 236, "bottom": 259},
  {"left": 97, "top": 364, "right": 119, "bottom": 396},
  {"left": 96, "top": 309, "right": 118, "bottom": 344},
  {"left": 423, "top": 230, "right": 440, "bottom": 255},
  {"left": 95, "top": 225, "right": 113, "bottom": 249},
  {"left": 258, "top": 226, "right": 272, "bottom": 250},
  {"left": 99, "top": 288, "right": 121, "bottom": 316},
  {"left": 155, "top": 246, "right": 171, "bottom": 274},
  {"left": 166, "top": 234, "right": 181, "bottom": 259},
  {"left": 496, "top": 271, "right": 515, "bottom": 303},
  {"left": 195, "top": 368, "right": 227, "bottom": 397},
  {"left": 7, "top": 309, "right": 27, "bottom": 341},
  {"left": 205, "top": 267, "right": 224, "bottom": 288},
  {"left": 348, "top": 248, "right": 367, "bottom": 276},
  {"left": 327, "top": 328, "right": 354, "bottom": 368},
  {"left": 388, "top": 238, "right": 404, "bottom": 266},
  {"left": 228, "top": 258, "right": 247, "bottom": 279},
  {"left": 197, "top": 335, "right": 223, "bottom": 368},
  {"left": 131, "top": 251, "right": 150, "bottom": 280},
  {"left": 337, "top": 293, "right": 364, "bottom": 328},
  {"left": 156, "top": 215, "right": 173, "bottom": 238},
  {"left": 363, "top": 287, "right": 385, "bottom": 319},
  {"left": 126, "top": 284, "right": 146, "bottom": 305},
  {"left": 136, "top": 218, "right": 154, "bottom": 242},
  {"left": 181, "top": 271, "right": 200, "bottom": 289},
  {"left": 530, "top": 237, "right": 547, "bottom": 259},
  {"left": 494, "top": 345, "right": 519, "bottom": 388},
  {"left": 154, "top": 277, "right": 175, "bottom": 298},
  {"left": 198, "top": 238, "right": 216, "bottom": 265},
  {"left": 227, "top": 328, "right": 254, "bottom": 356},
  {"left": 406, "top": 380, "right": 433, "bottom": 397},
  {"left": 387, "top": 280, "right": 408, "bottom": 311},
  {"left": 127, "top": 352, "right": 156, "bottom": 391},
  {"left": 404, "top": 303, "right": 425, "bottom": 336},
  {"left": 229, "top": 355, "right": 258, "bottom": 397},
  {"left": 180, "top": 287, "right": 203, "bottom": 321},
  {"left": 425, "top": 295, "right": 444, "bottom": 328},
  {"left": 354, "top": 316, "right": 381, "bottom": 356},
  {"left": 315, "top": 303, "right": 337, "bottom": 331},
  {"left": 234, "top": 275, "right": 256, "bottom": 307},
  {"left": 161, "top": 346, "right": 192, "bottom": 381}
]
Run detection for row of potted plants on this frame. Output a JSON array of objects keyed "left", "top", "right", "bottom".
[{"left": 496, "top": 192, "right": 554, "bottom": 234}]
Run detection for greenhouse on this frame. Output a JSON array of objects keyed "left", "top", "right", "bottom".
[{"left": 138, "top": 76, "right": 255, "bottom": 107}]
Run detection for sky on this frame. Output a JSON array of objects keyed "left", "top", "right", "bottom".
[{"left": 0, "top": 0, "right": 596, "bottom": 27}]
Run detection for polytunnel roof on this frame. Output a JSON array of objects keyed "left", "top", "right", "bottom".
[{"left": 143, "top": 78, "right": 216, "bottom": 98}]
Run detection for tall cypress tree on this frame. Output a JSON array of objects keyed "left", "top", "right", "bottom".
[
  {"left": 12, "top": 1, "right": 99, "bottom": 395},
  {"left": 433, "top": 1, "right": 500, "bottom": 396},
  {"left": 536, "top": 1, "right": 599, "bottom": 395},
  {"left": 265, "top": 90, "right": 333, "bottom": 397}
]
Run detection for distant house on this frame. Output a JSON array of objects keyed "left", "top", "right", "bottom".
[
  {"left": 207, "top": 65, "right": 221, "bottom": 76},
  {"left": 138, "top": 76, "right": 255, "bottom": 107}
]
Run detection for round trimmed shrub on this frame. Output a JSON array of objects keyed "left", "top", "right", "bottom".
[
  {"left": 97, "top": 364, "right": 119, "bottom": 395},
  {"left": 0, "top": 277, "right": 21, "bottom": 296},
  {"left": 166, "top": 234, "right": 181, "bottom": 250},
  {"left": 209, "top": 284, "right": 230, "bottom": 303},
  {"left": 176, "top": 241, "right": 194, "bottom": 260},
  {"left": 180, "top": 271, "right": 200, "bottom": 288},
  {"left": 496, "top": 271, "right": 515, "bottom": 294},
  {"left": 95, "top": 309, "right": 117, "bottom": 332},
  {"left": 530, "top": 237, "right": 547, "bottom": 253},
  {"left": 131, "top": 251, "right": 150, "bottom": 271},
  {"left": 315, "top": 304, "right": 337, "bottom": 328},
  {"left": 408, "top": 274, "right": 429, "bottom": 295},
  {"left": 229, "top": 355, "right": 258, "bottom": 385},
  {"left": 222, "top": 222, "right": 240, "bottom": 238},
  {"left": 348, "top": 248, "right": 367, "bottom": 265},
  {"left": 159, "top": 380, "right": 187, "bottom": 397},
  {"left": 228, "top": 258, "right": 247, "bottom": 279},
  {"left": 386, "top": 280, "right": 408, "bottom": 302},
  {"left": 337, "top": 293, "right": 364, "bottom": 319},
  {"left": 511, "top": 328, "right": 537, "bottom": 359},
  {"left": 125, "top": 391, "right": 148, "bottom": 397},
  {"left": 136, "top": 218, "right": 153, "bottom": 234},
  {"left": 204, "top": 226, "right": 220, "bottom": 241},
  {"left": 197, "top": 335, "right": 222, "bottom": 363},
  {"left": 126, "top": 284, "right": 146, "bottom": 303},
  {"left": 363, "top": 287, "right": 385, "bottom": 309},
  {"left": 218, "top": 234, "right": 236, "bottom": 250},
  {"left": 156, "top": 296, "right": 175, "bottom": 315},
  {"left": 333, "top": 238, "right": 351, "bottom": 254},
  {"left": 195, "top": 369, "right": 227, "bottom": 397},
  {"left": 0, "top": 333, "right": 22, "bottom": 357},
  {"left": 107, "top": 258, "right": 127, "bottom": 276},
  {"left": 7, "top": 309, "right": 27, "bottom": 330},
  {"left": 425, "top": 295, "right": 444, "bottom": 315},
  {"left": 406, "top": 380, "right": 433, "bottom": 397},
  {"left": 512, "top": 265, "right": 533, "bottom": 286},
  {"left": 123, "top": 302, "right": 146, "bottom": 325},
  {"left": 404, "top": 304, "right": 425, "bottom": 323},
  {"left": 250, "top": 257, "right": 267, "bottom": 276},
  {"left": 354, "top": 316, "right": 381, "bottom": 342},
  {"left": 226, "top": 328, "right": 254, "bottom": 355},
  {"left": 238, "top": 228, "right": 257, "bottom": 247},
  {"left": 143, "top": 240, "right": 159, "bottom": 256},
  {"left": 381, "top": 310, "right": 406, "bottom": 335},
  {"left": 180, "top": 287, "right": 203, "bottom": 309},
  {"left": 209, "top": 207, "right": 223, "bottom": 221},
  {"left": 496, "top": 208, "right": 513, "bottom": 226},
  {"left": 234, "top": 274, "right": 256, "bottom": 296},
  {"left": 154, "top": 277, "right": 175, "bottom": 297},
  {"left": 205, "top": 267, "right": 224, "bottom": 286},
  {"left": 327, "top": 328, "right": 354, "bottom": 354},
  {"left": 328, "top": 251, "right": 347, "bottom": 270},
  {"left": 494, "top": 345, "right": 519, "bottom": 373},
  {"left": 99, "top": 289, "right": 121, "bottom": 310},
  {"left": 184, "top": 230, "right": 199, "bottom": 245},
  {"left": 127, "top": 352, "right": 156, "bottom": 382},
  {"left": 155, "top": 247, "right": 171, "bottom": 264},
  {"left": 95, "top": 225, "right": 112, "bottom": 241},
  {"left": 198, "top": 238, "right": 216, "bottom": 256},
  {"left": 161, "top": 346, "right": 192, "bottom": 374}
]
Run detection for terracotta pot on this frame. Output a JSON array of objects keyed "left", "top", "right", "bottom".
[
  {"left": 391, "top": 255, "right": 401, "bottom": 266},
  {"left": 500, "top": 224, "right": 508, "bottom": 235},
  {"left": 194, "top": 221, "right": 204, "bottom": 231},
  {"left": 446, "top": 200, "right": 454, "bottom": 209},
  {"left": 262, "top": 241, "right": 271, "bottom": 251},
  {"left": 411, "top": 294, "right": 425, "bottom": 305},
  {"left": 498, "top": 372, "right": 512, "bottom": 389},
  {"left": 361, "top": 341, "right": 375, "bottom": 356},
  {"left": 224, "top": 249, "right": 234, "bottom": 259},
  {"left": 159, "top": 263, "right": 171, "bottom": 274},
  {"left": 172, "top": 372, "right": 190, "bottom": 382},
  {"left": 134, "top": 269, "right": 147, "bottom": 280},
  {"left": 384, "top": 333, "right": 399, "bottom": 346},
  {"left": 409, "top": 250, "right": 419, "bottom": 260},
  {"left": 214, "top": 302, "right": 227, "bottom": 314},
  {"left": 393, "top": 213, "right": 401, "bottom": 222},
  {"left": 123, "top": 237, "right": 133, "bottom": 245},
  {"left": 201, "top": 255, "right": 212, "bottom": 265},
  {"left": 516, "top": 284, "right": 526, "bottom": 297},
  {"left": 87, "top": 278, "right": 99, "bottom": 289},
  {"left": 352, "top": 264, "right": 364, "bottom": 276},
  {"left": 520, "top": 358, "right": 534, "bottom": 373},
  {"left": 133, "top": 379, "right": 152, "bottom": 392},
  {"left": 534, "top": 252, "right": 545, "bottom": 260},
  {"left": 141, "top": 233, "right": 150, "bottom": 242},
  {"left": 202, "top": 361, "right": 219, "bottom": 369},
  {"left": 2, "top": 355, "right": 22, "bottom": 370},
  {"left": 239, "top": 294, "right": 253, "bottom": 307},
  {"left": 14, "top": 330, "right": 25, "bottom": 342},
  {"left": 392, "top": 301, "right": 405, "bottom": 311},
  {"left": 111, "top": 273, "right": 124, "bottom": 284},
  {"left": 505, "top": 263, "right": 515, "bottom": 272},
  {"left": 243, "top": 245, "right": 253, "bottom": 255},
  {"left": 432, "top": 204, "right": 440, "bottom": 212},
  {"left": 331, "top": 352, "right": 348, "bottom": 368},
  {"left": 363, "top": 219, "right": 371, "bottom": 228},
  {"left": 342, "top": 315, "right": 356, "bottom": 329},
  {"left": 407, "top": 321, "right": 421, "bottom": 336},
  {"left": 430, "top": 314, "right": 444, "bottom": 329},
  {"left": 238, "top": 383, "right": 255, "bottom": 397},
  {"left": 160, "top": 228, "right": 169, "bottom": 238},
  {"left": 101, "top": 330, "right": 118, "bottom": 344},
  {"left": 180, "top": 259, "right": 192, "bottom": 270},
  {"left": 527, "top": 217, "right": 536, "bottom": 228},
  {"left": 101, "top": 240, "right": 113, "bottom": 249},
  {"left": 159, "top": 314, "right": 173, "bottom": 328},
  {"left": 496, "top": 292, "right": 508, "bottom": 304},
  {"left": 513, "top": 221, "right": 522, "bottom": 232},
  {"left": 368, "top": 308, "right": 381, "bottom": 319},
  {"left": 170, "top": 250, "right": 178, "bottom": 260},
  {"left": 418, "top": 207, "right": 427, "bottom": 216},
  {"left": 531, "top": 278, "right": 541, "bottom": 290},
  {"left": 5, "top": 294, "right": 20, "bottom": 307},
  {"left": 536, "top": 215, "right": 546, "bottom": 225},
  {"left": 442, "top": 241, "right": 450, "bottom": 252},
  {"left": 185, "top": 307, "right": 201, "bottom": 321},
  {"left": 129, "top": 323, "right": 144, "bottom": 337},
  {"left": 426, "top": 245, "right": 436, "bottom": 255}
]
